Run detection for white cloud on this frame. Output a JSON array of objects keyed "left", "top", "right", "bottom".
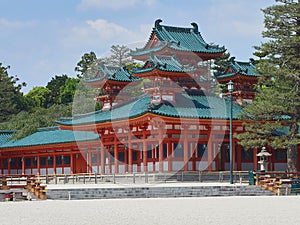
[
  {"left": 62, "top": 19, "right": 150, "bottom": 56},
  {"left": 78, "top": 0, "right": 156, "bottom": 10}
]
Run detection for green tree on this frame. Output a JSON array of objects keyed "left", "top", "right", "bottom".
[
  {"left": 46, "top": 74, "right": 68, "bottom": 106},
  {"left": 0, "top": 104, "right": 72, "bottom": 139},
  {"left": 75, "top": 51, "right": 97, "bottom": 78},
  {"left": 236, "top": 0, "right": 300, "bottom": 172},
  {"left": 0, "top": 63, "right": 26, "bottom": 122},
  {"left": 212, "top": 51, "right": 231, "bottom": 76},
  {"left": 25, "top": 86, "right": 51, "bottom": 108},
  {"left": 59, "top": 77, "right": 80, "bottom": 104}
]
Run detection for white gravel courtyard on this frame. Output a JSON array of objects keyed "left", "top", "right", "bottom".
[{"left": 0, "top": 196, "right": 300, "bottom": 225}]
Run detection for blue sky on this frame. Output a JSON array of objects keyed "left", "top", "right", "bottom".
[{"left": 1, "top": 0, "right": 274, "bottom": 93}]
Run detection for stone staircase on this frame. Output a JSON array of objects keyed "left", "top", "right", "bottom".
[{"left": 46, "top": 185, "right": 274, "bottom": 200}]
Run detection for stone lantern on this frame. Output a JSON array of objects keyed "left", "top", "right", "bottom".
[{"left": 256, "top": 147, "right": 272, "bottom": 171}]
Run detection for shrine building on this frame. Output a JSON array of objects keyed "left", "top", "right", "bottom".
[{"left": 0, "top": 19, "right": 299, "bottom": 175}]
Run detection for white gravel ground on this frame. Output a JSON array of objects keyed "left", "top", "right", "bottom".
[{"left": 0, "top": 196, "right": 300, "bottom": 225}]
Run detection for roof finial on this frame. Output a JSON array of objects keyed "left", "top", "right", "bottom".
[
  {"left": 155, "top": 19, "right": 163, "bottom": 29},
  {"left": 229, "top": 57, "right": 236, "bottom": 62},
  {"left": 191, "top": 22, "right": 199, "bottom": 33}
]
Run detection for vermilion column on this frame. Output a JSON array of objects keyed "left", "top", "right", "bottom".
[
  {"left": 253, "top": 147, "right": 258, "bottom": 171},
  {"left": 53, "top": 154, "right": 57, "bottom": 175},
  {"left": 207, "top": 139, "right": 213, "bottom": 171},
  {"left": 100, "top": 145, "right": 105, "bottom": 174},
  {"left": 237, "top": 145, "right": 242, "bottom": 171},
  {"left": 114, "top": 138, "right": 118, "bottom": 174},
  {"left": 183, "top": 125, "right": 189, "bottom": 171},
  {"left": 70, "top": 153, "right": 74, "bottom": 174},
  {"left": 88, "top": 151, "right": 92, "bottom": 174},
  {"left": 128, "top": 130, "right": 133, "bottom": 173},
  {"left": 192, "top": 143, "right": 197, "bottom": 171},
  {"left": 22, "top": 157, "right": 25, "bottom": 175},
  {"left": 8, "top": 158, "right": 11, "bottom": 175},
  {"left": 143, "top": 133, "right": 148, "bottom": 172},
  {"left": 107, "top": 147, "right": 111, "bottom": 174},
  {"left": 37, "top": 156, "right": 40, "bottom": 175},
  {"left": 158, "top": 126, "right": 164, "bottom": 172},
  {"left": 232, "top": 140, "right": 236, "bottom": 171},
  {"left": 167, "top": 141, "right": 172, "bottom": 171}
]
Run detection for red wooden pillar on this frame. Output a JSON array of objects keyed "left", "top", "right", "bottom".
[
  {"left": 253, "top": 147, "right": 258, "bottom": 171},
  {"left": 53, "top": 154, "right": 57, "bottom": 175},
  {"left": 100, "top": 145, "right": 105, "bottom": 174},
  {"left": 237, "top": 145, "right": 242, "bottom": 171},
  {"left": 183, "top": 125, "right": 189, "bottom": 171},
  {"left": 107, "top": 147, "right": 111, "bottom": 174},
  {"left": 158, "top": 126, "right": 164, "bottom": 172},
  {"left": 167, "top": 141, "right": 172, "bottom": 171},
  {"left": 192, "top": 143, "right": 197, "bottom": 171},
  {"left": 143, "top": 133, "right": 148, "bottom": 172},
  {"left": 232, "top": 140, "right": 236, "bottom": 171},
  {"left": 37, "top": 156, "right": 40, "bottom": 175},
  {"left": 96, "top": 148, "right": 100, "bottom": 174},
  {"left": 88, "top": 150, "right": 93, "bottom": 174},
  {"left": 114, "top": 138, "right": 118, "bottom": 174},
  {"left": 128, "top": 130, "right": 133, "bottom": 173},
  {"left": 207, "top": 139, "right": 213, "bottom": 171},
  {"left": 22, "top": 157, "right": 25, "bottom": 175},
  {"left": 70, "top": 152, "right": 74, "bottom": 174},
  {"left": 8, "top": 158, "right": 11, "bottom": 175},
  {"left": 268, "top": 146, "right": 274, "bottom": 171}
]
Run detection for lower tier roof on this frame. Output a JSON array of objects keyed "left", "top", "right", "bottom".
[
  {"left": 0, "top": 128, "right": 100, "bottom": 149},
  {"left": 57, "top": 93, "right": 242, "bottom": 126}
]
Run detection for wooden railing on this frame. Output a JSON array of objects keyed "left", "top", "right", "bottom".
[{"left": 255, "top": 171, "right": 300, "bottom": 195}]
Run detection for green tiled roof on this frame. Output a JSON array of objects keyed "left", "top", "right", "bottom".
[
  {"left": 0, "top": 131, "right": 15, "bottom": 146},
  {"left": 84, "top": 64, "right": 140, "bottom": 83},
  {"left": 0, "top": 128, "right": 100, "bottom": 148},
  {"left": 133, "top": 54, "right": 195, "bottom": 74},
  {"left": 57, "top": 93, "right": 242, "bottom": 126},
  {"left": 216, "top": 57, "right": 260, "bottom": 79},
  {"left": 131, "top": 19, "right": 226, "bottom": 57}
]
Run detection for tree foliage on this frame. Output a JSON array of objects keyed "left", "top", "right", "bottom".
[
  {"left": 106, "top": 45, "right": 133, "bottom": 67},
  {"left": 0, "top": 63, "right": 26, "bottom": 122},
  {"left": 75, "top": 51, "right": 97, "bottom": 78},
  {"left": 46, "top": 74, "right": 68, "bottom": 106},
  {"left": 25, "top": 86, "right": 51, "bottom": 108},
  {"left": 0, "top": 104, "right": 72, "bottom": 139},
  {"left": 236, "top": 0, "right": 300, "bottom": 172}
]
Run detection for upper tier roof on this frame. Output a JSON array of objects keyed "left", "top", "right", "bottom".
[
  {"left": 133, "top": 54, "right": 195, "bottom": 75},
  {"left": 56, "top": 93, "right": 242, "bottom": 126},
  {"left": 131, "top": 19, "right": 226, "bottom": 57},
  {"left": 0, "top": 127, "right": 100, "bottom": 149},
  {"left": 215, "top": 57, "right": 260, "bottom": 80},
  {"left": 84, "top": 64, "right": 140, "bottom": 84}
]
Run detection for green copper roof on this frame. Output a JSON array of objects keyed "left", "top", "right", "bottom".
[
  {"left": 133, "top": 54, "right": 195, "bottom": 74},
  {"left": 57, "top": 93, "right": 242, "bottom": 126},
  {"left": 0, "top": 128, "right": 100, "bottom": 149},
  {"left": 0, "top": 131, "right": 15, "bottom": 146},
  {"left": 84, "top": 64, "right": 140, "bottom": 83},
  {"left": 216, "top": 57, "right": 260, "bottom": 79},
  {"left": 131, "top": 19, "right": 226, "bottom": 57}
]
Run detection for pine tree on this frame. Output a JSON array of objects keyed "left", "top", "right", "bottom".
[{"left": 237, "top": 0, "right": 300, "bottom": 172}]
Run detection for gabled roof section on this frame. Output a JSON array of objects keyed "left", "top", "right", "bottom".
[
  {"left": 215, "top": 57, "right": 260, "bottom": 79},
  {"left": 84, "top": 64, "right": 140, "bottom": 83},
  {"left": 0, "top": 127, "right": 100, "bottom": 149},
  {"left": 131, "top": 19, "right": 226, "bottom": 57},
  {"left": 57, "top": 93, "right": 242, "bottom": 126},
  {"left": 133, "top": 54, "right": 195, "bottom": 74}
]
